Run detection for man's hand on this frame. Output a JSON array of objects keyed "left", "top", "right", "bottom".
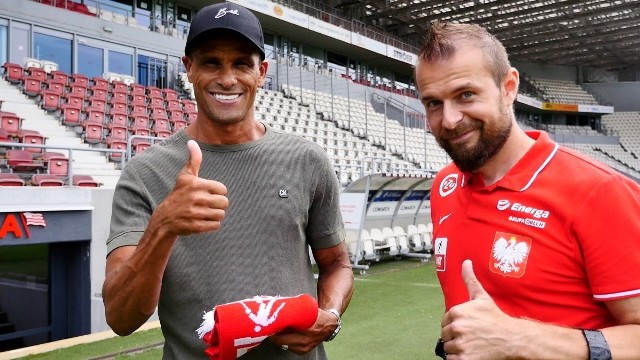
[
  {"left": 440, "top": 260, "right": 522, "bottom": 360},
  {"left": 152, "top": 140, "right": 229, "bottom": 236},
  {"left": 269, "top": 308, "right": 339, "bottom": 355}
]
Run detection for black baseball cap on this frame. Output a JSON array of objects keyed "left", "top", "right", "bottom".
[{"left": 185, "top": 2, "right": 265, "bottom": 60}]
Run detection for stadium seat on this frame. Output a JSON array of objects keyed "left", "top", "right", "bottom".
[
  {"left": 370, "top": 227, "right": 398, "bottom": 256},
  {"left": 130, "top": 83, "right": 145, "bottom": 96},
  {"left": 392, "top": 226, "right": 411, "bottom": 254},
  {"left": 72, "top": 174, "right": 101, "bottom": 187},
  {"left": 44, "top": 79, "right": 66, "bottom": 95},
  {"left": 40, "top": 90, "right": 62, "bottom": 111},
  {"left": 27, "top": 66, "right": 47, "bottom": 82},
  {"left": 2, "top": 62, "right": 24, "bottom": 83},
  {"left": 417, "top": 223, "right": 433, "bottom": 251},
  {"left": 18, "top": 130, "right": 46, "bottom": 156},
  {"left": 5, "top": 149, "right": 45, "bottom": 173},
  {"left": 21, "top": 76, "right": 43, "bottom": 97},
  {"left": 83, "top": 123, "right": 105, "bottom": 144},
  {"left": 60, "top": 104, "right": 82, "bottom": 127},
  {"left": 383, "top": 226, "right": 406, "bottom": 254},
  {"left": 0, "top": 111, "right": 22, "bottom": 137},
  {"left": 0, "top": 173, "right": 25, "bottom": 186},
  {"left": 147, "top": 86, "right": 162, "bottom": 99},
  {"left": 42, "top": 152, "right": 69, "bottom": 177},
  {"left": 31, "top": 174, "right": 65, "bottom": 187},
  {"left": 110, "top": 91, "right": 127, "bottom": 103},
  {"left": 359, "top": 229, "right": 377, "bottom": 261},
  {"left": 91, "top": 77, "right": 109, "bottom": 91},
  {"left": 50, "top": 70, "right": 70, "bottom": 84},
  {"left": 107, "top": 140, "right": 127, "bottom": 161},
  {"left": 406, "top": 224, "right": 424, "bottom": 252},
  {"left": 70, "top": 73, "right": 89, "bottom": 87}
]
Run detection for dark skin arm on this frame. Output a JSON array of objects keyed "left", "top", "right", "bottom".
[
  {"left": 102, "top": 141, "right": 228, "bottom": 335},
  {"left": 270, "top": 241, "right": 354, "bottom": 354}
]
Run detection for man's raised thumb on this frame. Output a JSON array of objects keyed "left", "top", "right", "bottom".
[
  {"left": 183, "top": 140, "right": 202, "bottom": 177},
  {"left": 462, "top": 259, "right": 489, "bottom": 301}
]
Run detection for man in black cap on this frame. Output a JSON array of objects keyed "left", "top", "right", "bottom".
[{"left": 102, "top": 3, "right": 353, "bottom": 359}]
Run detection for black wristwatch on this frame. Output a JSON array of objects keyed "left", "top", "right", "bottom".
[{"left": 324, "top": 309, "right": 342, "bottom": 342}]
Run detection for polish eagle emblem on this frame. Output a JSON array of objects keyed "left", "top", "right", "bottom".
[{"left": 492, "top": 236, "right": 529, "bottom": 274}]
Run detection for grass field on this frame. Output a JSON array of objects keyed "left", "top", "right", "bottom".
[{"left": 20, "top": 258, "right": 444, "bottom": 360}]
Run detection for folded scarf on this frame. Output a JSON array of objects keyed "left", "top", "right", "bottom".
[{"left": 196, "top": 294, "right": 319, "bottom": 360}]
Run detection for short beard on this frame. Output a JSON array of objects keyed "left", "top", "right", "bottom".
[{"left": 437, "top": 103, "right": 512, "bottom": 172}]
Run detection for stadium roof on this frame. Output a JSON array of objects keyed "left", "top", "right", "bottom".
[{"left": 333, "top": 0, "right": 640, "bottom": 70}]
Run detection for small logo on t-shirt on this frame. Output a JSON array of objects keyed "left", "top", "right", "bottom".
[
  {"left": 434, "top": 237, "right": 447, "bottom": 271},
  {"left": 490, "top": 232, "right": 532, "bottom": 278},
  {"left": 439, "top": 174, "right": 458, "bottom": 197},
  {"left": 278, "top": 189, "right": 288, "bottom": 198}
]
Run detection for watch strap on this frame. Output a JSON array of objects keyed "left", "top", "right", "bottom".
[{"left": 324, "top": 308, "right": 341, "bottom": 342}]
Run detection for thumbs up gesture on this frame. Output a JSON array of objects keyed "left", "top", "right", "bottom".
[
  {"left": 153, "top": 140, "right": 229, "bottom": 237},
  {"left": 439, "top": 260, "right": 520, "bottom": 360}
]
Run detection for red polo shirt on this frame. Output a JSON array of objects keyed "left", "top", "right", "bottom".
[{"left": 431, "top": 130, "right": 640, "bottom": 329}]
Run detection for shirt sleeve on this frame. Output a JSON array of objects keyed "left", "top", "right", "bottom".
[
  {"left": 305, "top": 147, "right": 345, "bottom": 249},
  {"left": 572, "top": 174, "right": 640, "bottom": 301},
  {"left": 106, "top": 163, "right": 152, "bottom": 254}
]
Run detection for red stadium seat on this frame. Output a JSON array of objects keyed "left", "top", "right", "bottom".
[
  {"left": 130, "top": 104, "right": 148, "bottom": 117},
  {"left": 166, "top": 99, "right": 181, "bottom": 111},
  {"left": 90, "top": 87, "right": 108, "bottom": 100},
  {"left": 40, "top": 90, "right": 62, "bottom": 111},
  {"left": 109, "top": 101, "right": 128, "bottom": 116},
  {"left": 106, "top": 125, "right": 129, "bottom": 143},
  {"left": 68, "top": 84, "right": 88, "bottom": 98},
  {"left": 186, "top": 111, "right": 197, "bottom": 123},
  {"left": 27, "top": 67, "right": 47, "bottom": 82},
  {"left": 0, "top": 111, "right": 22, "bottom": 137},
  {"left": 130, "top": 84, "right": 146, "bottom": 96},
  {"left": 107, "top": 140, "right": 127, "bottom": 161},
  {"left": 45, "top": 79, "right": 66, "bottom": 95},
  {"left": 108, "top": 113, "right": 129, "bottom": 128},
  {"left": 6, "top": 149, "right": 45, "bottom": 173},
  {"left": 70, "top": 74, "right": 89, "bottom": 87},
  {"left": 111, "top": 80, "right": 128, "bottom": 94},
  {"left": 110, "top": 91, "right": 127, "bottom": 103},
  {"left": 162, "top": 88, "right": 178, "bottom": 100},
  {"left": 19, "top": 130, "right": 46, "bottom": 156},
  {"left": 83, "top": 123, "right": 105, "bottom": 144},
  {"left": 0, "top": 173, "right": 25, "bottom": 186},
  {"left": 182, "top": 99, "right": 197, "bottom": 112},
  {"left": 31, "top": 174, "right": 65, "bottom": 187},
  {"left": 22, "top": 76, "right": 43, "bottom": 97},
  {"left": 147, "top": 86, "right": 162, "bottom": 99},
  {"left": 3, "top": 62, "right": 24, "bottom": 83},
  {"left": 92, "top": 77, "right": 109, "bottom": 91},
  {"left": 173, "top": 120, "right": 188, "bottom": 132},
  {"left": 85, "top": 96, "right": 107, "bottom": 112},
  {"left": 130, "top": 115, "right": 150, "bottom": 129},
  {"left": 130, "top": 94, "right": 147, "bottom": 106},
  {"left": 72, "top": 174, "right": 101, "bottom": 187},
  {"left": 50, "top": 70, "right": 70, "bottom": 84},
  {"left": 60, "top": 105, "right": 82, "bottom": 126},
  {"left": 148, "top": 96, "right": 164, "bottom": 107}
]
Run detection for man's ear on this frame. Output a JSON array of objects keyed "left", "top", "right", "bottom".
[
  {"left": 182, "top": 55, "right": 193, "bottom": 84},
  {"left": 258, "top": 59, "right": 269, "bottom": 87},
  {"left": 502, "top": 67, "right": 519, "bottom": 105}
]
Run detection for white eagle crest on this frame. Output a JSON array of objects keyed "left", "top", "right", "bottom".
[{"left": 492, "top": 237, "right": 529, "bottom": 273}]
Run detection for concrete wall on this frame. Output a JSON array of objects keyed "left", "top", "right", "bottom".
[{"left": 582, "top": 82, "right": 640, "bottom": 112}]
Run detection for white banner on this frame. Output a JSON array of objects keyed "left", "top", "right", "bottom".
[
  {"left": 396, "top": 201, "right": 420, "bottom": 215},
  {"left": 578, "top": 104, "right": 614, "bottom": 114},
  {"left": 386, "top": 45, "right": 416, "bottom": 65},
  {"left": 340, "top": 193, "right": 367, "bottom": 230},
  {"left": 516, "top": 93, "right": 543, "bottom": 109},
  {"left": 308, "top": 17, "right": 350, "bottom": 43},
  {"left": 351, "top": 33, "right": 386, "bottom": 56}
]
